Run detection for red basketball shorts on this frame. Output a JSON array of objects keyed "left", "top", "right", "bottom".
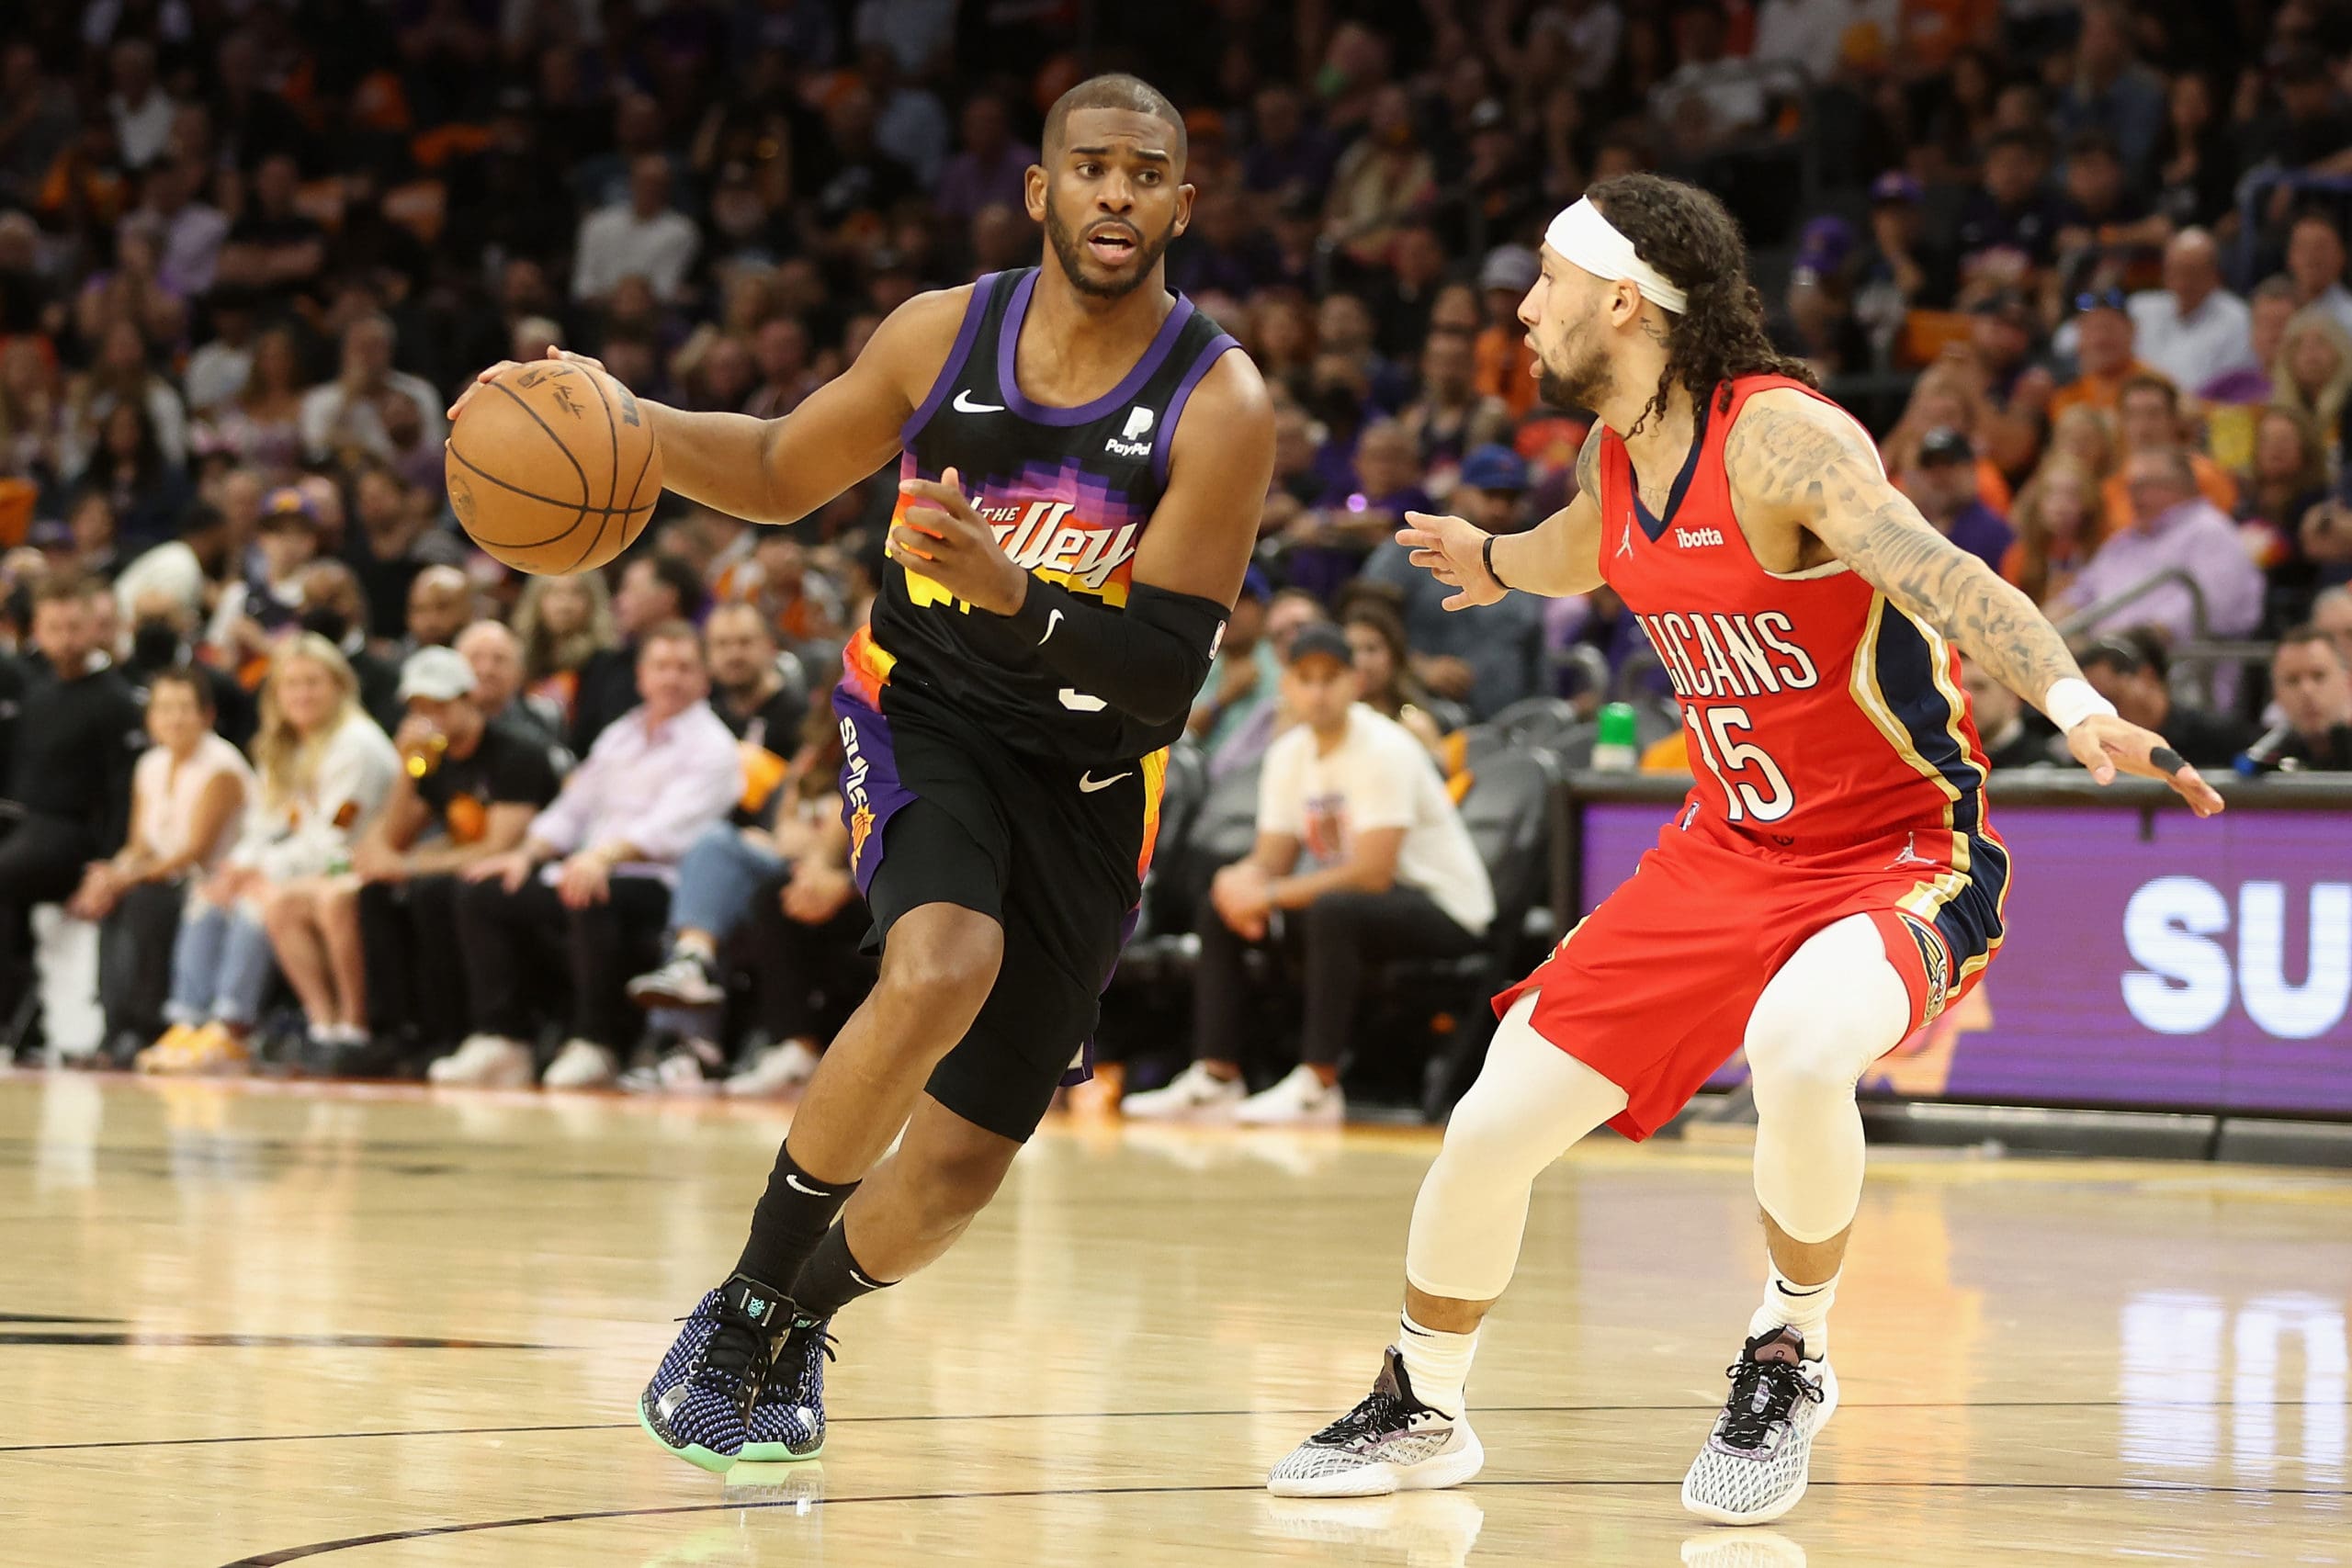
[{"left": 1496, "top": 816, "right": 2010, "bottom": 1141}]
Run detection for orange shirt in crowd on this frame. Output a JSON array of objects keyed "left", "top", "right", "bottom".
[
  {"left": 1476, "top": 325, "right": 1540, "bottom": 419},
  {"left": 2045, "top": 359, "right": 2159, "bottom": 423}
]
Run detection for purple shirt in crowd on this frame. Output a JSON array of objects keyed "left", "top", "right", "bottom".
[
  {"left": 529, "top": 699, "right": 742, "bottom": 882},
  {"left": 1941, "top": 502, "right": 2016, "bottom": 572},
  {"left": 2058, "top": 497, "right": 2265, "bottom": 643}
]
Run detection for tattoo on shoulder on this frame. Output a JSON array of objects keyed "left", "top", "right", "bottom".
[
  {"left": 1574, "top": 422, "right": 1604, "bottom": 499},
  {"left": 1727, "top": 400, "right": 2078, "bottom": 702}
]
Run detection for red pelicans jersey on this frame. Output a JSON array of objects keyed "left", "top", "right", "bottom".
[
  {"left": 1494, "top": 375, "right": 2008, "bottom": 1141},
  {"left": 1599, "top": 376, "right": 2000, "bottom": 871}
]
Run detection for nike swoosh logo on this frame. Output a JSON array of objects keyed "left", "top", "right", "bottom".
[
  {"left": 952, "top": 389, "right": 1004, "bottom": 413},
  {"left": 1041, "top": 608, "right": 1063, "bottom": 644},
  {"left": 1078, "top": 771, "right": 1132, "bottom": 793},
  {"left": 784, "top": 1173, "right": 829, "bottom": 1197}
]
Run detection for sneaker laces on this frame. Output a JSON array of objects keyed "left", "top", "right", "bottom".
[
  {"left": 1310, "top": 1385, "right": 1418, "bottom": 1447},
  {"left": 676, "top": 1302, "right": 777, "bottom": 1401},
  {"left": 1716, "top": 1350, "right": 1824, "bottom": 1450}
]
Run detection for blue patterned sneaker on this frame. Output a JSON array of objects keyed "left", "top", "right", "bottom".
[
  {"left": 639, "top": 1274, "right": 789, "bottom": 1473},
  {"left": 741, "top": 1314, "right": 834, "bottom": 1462}
]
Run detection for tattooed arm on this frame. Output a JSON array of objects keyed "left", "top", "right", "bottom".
[
  {"left": 1396, "top": 423, "right": 1607, "bottom": 607},
  {"left": 1725, "top": 389, "right": 2223, "bottom": 816}
]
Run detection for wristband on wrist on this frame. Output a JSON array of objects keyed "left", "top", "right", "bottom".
[
  {"left": 1482, "top": 533, "right": 1511, "bottom": 592},
  {"left": 2044, "top": 676, "right": 2118, "bottom": 733}
]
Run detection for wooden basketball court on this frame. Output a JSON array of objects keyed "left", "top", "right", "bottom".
[{"left": 6, "top": 1071, "right": 2346, "bottom": 1565}]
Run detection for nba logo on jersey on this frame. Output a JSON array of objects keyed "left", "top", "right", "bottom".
[{"left": 1106, "top": 407, "right": 1155, "bottom": 457}]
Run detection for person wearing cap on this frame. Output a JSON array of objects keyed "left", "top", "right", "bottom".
[
  {"left": 1474, "top": 245, "right": 1543, "bottom": 418},
  {"left": 1781, "top": 216, "right": 1871, "bottom": 378},
  {"left": 1857, "top": 171, "right": 1953, "bottom": 316},
  {"left": 2076, "top": 634, "right": 2249, "bottom": 771},
  {"left": 207, "top": 483, "right": 318, "bottom": 668},
  {"left": 2047, "top": 286, "right": 2157, "bottom": 422},
  {"left": 262, "top": 645, "right": 559, "bottom": 1078},
  {"left": 1905, "top": 428, "right": 2016, "bottom": 571},
  {"left": 1363, "top": 443, "right": 1546, "bottom": 718},
  {"left": 1125, "top": 623, "right": 1493, "bottom": 1128},
  {"left": 2127, "top": 229, "right": 2256, "bottom": 393}
]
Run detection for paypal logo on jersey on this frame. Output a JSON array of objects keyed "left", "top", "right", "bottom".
[{"left": 1106, "top": 406, "right": 1156, "bottom": 457}]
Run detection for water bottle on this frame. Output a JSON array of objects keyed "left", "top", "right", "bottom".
[{"left": 1593, "top": 702, "right": 1641, "bottom": 771}]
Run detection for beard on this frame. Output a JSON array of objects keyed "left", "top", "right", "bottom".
[
  {"left": 1536, "top": 332, "right": 1612, "bottom": 413},
  {"left": 1044, "top": 199, "right": 1178, "bottom": 299}
]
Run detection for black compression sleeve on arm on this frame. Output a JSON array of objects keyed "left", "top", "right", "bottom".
[{"left": 1000, "top": 577, "right": 1229, "bottom": 728}]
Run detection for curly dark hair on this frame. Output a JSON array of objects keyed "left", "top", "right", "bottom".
[{"left": 1585, "top": 174, "right": 1817, "bottom": 434}]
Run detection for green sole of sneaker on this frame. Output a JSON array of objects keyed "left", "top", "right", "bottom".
[
  {"left": 637, "top": 1401, "right": 738, "bottom": 1474},
  {"left": 739, "top": 1440, "right": 824, "bottom": 1464}
]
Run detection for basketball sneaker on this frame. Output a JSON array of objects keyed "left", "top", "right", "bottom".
[
  {"left": 427, "top": 1033, "right": 535, "bottom": 1088},
  {"left": 724, "top": 1039, "right": 822, "bottom": 1099},
  {"left": 1268, "top": 1347, "right": 1484, "bottom": 1497},
  {"left": 1237, "top": 1063, "right": 1345, "bottom": 1126},
  {"left": 541, "top": 1038, "right": 619, "bottom": 1089},
  {"left": 742, "top": 1314, "right": 833, "bottom": 1462},
  {"left": 1119, "top": 1061, "right": 1243, "bottom": 1122},
  {"left": 619, "top": 1037, "right": 728, "bottom": 1094},
  {"left": 1680, "top": 1326, "right": 1838, "bottom": 1526},
  {"left": 628, "top": 951, "right": 727, "bottom": 1010},
  {"left": 639, "top": 1274, "right": 790, "bottom": 1473}
]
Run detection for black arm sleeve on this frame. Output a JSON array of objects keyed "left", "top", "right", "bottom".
[{"left": 1000, "top": 577, "right": 1228, "bottom": 728}]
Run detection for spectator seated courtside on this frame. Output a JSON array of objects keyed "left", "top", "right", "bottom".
[{"left": 1125, "top": 626, "right": 1494, "bottom": 1128}]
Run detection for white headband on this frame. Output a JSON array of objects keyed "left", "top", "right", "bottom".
[{"left": 1545, "top": 198, "right": 1689, "bottom": 315}]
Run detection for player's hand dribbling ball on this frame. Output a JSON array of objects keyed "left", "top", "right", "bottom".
[{"left": 445, "top": 350, "right": 662, "bottom": 575}]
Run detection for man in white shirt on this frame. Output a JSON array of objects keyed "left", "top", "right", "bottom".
[
  {"left": 444, "top": 622, "right": 742, "bottom": 1090},
  {"left": 1126, "top": 626, "right": 1495, "bottom": 1127},
  {"left": 2128, "top": 229, "right": 2256, "bottom": 391},
  {"left": 571, "top": 155, "right": 701, "bottom": 306},
  {"left": 298, "top": 314, "right": 446, "bottom": 465}
]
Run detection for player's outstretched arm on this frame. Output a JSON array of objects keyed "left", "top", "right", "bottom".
[
  {"left": 893, "top": 351, "right": 1277, "bottom": 726},
  {"left": 447, "top": 289, "right": 967, "bottom": 527},
  {"left": 1725, "top": 390, "right": 2223, "bottom": 818},
  {"left": 1396, "top": 423, "right": 1607, "bottom": 607}
]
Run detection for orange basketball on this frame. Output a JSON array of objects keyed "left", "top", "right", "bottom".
[{"left": 445, "top": 358, "right": 662, "bottom": 575}]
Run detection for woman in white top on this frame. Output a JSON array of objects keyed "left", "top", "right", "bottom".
[
  {"left": 139, "top": 635, "right": 399, "bottom": 1075},
  {"left": 68, "top": 669, "right": 253, "bottom": 1060}
]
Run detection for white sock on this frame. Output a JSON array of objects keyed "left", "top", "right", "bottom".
[
  {"left": 1396, "top": 1310, "right": 1478, "bottom": 1417},
  {"left": 1749, "top": 1260, "right": 1838, "bottom": 1359}
]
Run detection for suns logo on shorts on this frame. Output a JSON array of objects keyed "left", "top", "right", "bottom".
[
  {"left": 848, "top": 803, "right": 876, "bottom": 868},
  {"left": 840, "top": 715, "right": 877, "bottom": 868},
  {"left": 1895, "top": 910, "right": 1953, "bottom": 1024}
]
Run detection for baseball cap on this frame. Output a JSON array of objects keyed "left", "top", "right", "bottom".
[
  {"left": 1869, "top": 171, "right": 1922, "bottom": 206},
  {"left": 1917, "top": 426, "right": 1974, "bottom": 467},
  {"left": 1793, "top": 215, "right": 1856, "bottom": 281},
  {"left": 2070, "top": 285, "right": 2129, "bottom": 318},
  {"left": 1478, "top": 244, "right": 1539, "bottom": 295},
  {"left": 398, "top": 644, "right": 478, "bottom": 704},
  {"left": 1458, "top": 443, "right": 1530, "bottom": 493},
  {"left": 259, "top": 486, "right": 317, "bottom": 529},
  {"left": 1286, "top": 622, "right": 1354, "bottom": 669}
]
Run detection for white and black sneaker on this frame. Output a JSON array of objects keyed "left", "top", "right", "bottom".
[
  {"left": 628, "top": 951, "right": 726, "bottom": 1010},
  {"left": 619, "top": 1036, "right": 729, "bottom": 1094},
  {"left": 1268, "top": 1347, "right": 1484, "bottom": 1497},
  {"left": 1680, "top": 1326, "right": 1838, "bottom": 1526}
]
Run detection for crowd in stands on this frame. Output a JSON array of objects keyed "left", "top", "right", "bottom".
[{"left": 2, "top": 0, "right": 2352, "bottom": 1113}]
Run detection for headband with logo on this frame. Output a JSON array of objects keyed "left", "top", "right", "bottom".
[{"left": 1545, "top": 197, "right": 1690, "bottom": 315}]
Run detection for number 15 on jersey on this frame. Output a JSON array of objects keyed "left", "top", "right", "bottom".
[{"left": 1684, "top": 704, "right": 1794, "bottom": 823}]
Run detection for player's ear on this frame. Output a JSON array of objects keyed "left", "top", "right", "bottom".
[
  {"left": 1172, "top": 181, "right": 1196, "bottom": 239},
  {"left": 1023, "top": 163, "right": 1048, "bottom": 224}
]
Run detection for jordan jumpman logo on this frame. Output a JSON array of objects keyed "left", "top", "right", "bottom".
[
  {"left": 1889, "top": 831, "right": 1936, "bottom": 869},
  {"left": 1617, "top": 519, "right": 1634, "bottom": 559}
]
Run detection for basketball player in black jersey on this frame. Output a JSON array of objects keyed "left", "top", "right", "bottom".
[{"left": 452, "top": 73, "right": 1272, "bottom": 1472}]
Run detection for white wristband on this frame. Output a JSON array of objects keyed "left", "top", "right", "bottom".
[{"left": 2043, "top": 677, "right": 2118, "bottom": 734}]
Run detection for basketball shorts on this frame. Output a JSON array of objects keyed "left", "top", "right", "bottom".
[
  {"left": 832, "top": 675, "right": 1166, "bottom": 1143},
  {"left": 1497, "top": 815, "right": 2010, "bottom": 1141}
]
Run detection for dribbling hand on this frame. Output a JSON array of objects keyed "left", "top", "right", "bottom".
[
  {"left": 446, "top": 346, "right": 611, "bottom": 424},
  {"left": 2065, "top": 714, "right": 2226, "bottom": 818},
  {"left": 894, "top": 466, "right": 1028, "bottom": 615},
  {"left": 1396, "top": 512, "right": 1505, "bottom": 611}
]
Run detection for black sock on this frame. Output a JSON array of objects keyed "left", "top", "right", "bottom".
[
  {"left": 789, "top": 1222, "right": 895, "bottom": 1322},
  {"left": 734, "top": 1141, "right": 859, "bottom": 1295}
]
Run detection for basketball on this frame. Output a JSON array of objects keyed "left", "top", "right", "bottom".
[{"left": 444, "top": 357, "right": 662, "bottom": 575}]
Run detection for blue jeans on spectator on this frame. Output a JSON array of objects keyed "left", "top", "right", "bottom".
[
  {"left": 669, "top": 825, "right": 788, "bottom": 942},
  {"left": 164, "top": 901, "right": 277, "bottom": 1028}
]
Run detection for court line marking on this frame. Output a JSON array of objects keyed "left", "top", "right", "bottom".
[
  {"left": 14, "top": 1398, "right": 2348, "bottom": 1454},
  {"left": 210, "top": 1476, "right": 2352, "bottom": 1565}
]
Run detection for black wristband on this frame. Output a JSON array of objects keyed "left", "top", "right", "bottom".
[{"left": 1482, "top": 533, "right": 1511, "bottom": 592}]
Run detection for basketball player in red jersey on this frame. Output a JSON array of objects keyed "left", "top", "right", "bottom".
[{"left": 1271, "top": 175, "right": 2224, "bottom": 1524}]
